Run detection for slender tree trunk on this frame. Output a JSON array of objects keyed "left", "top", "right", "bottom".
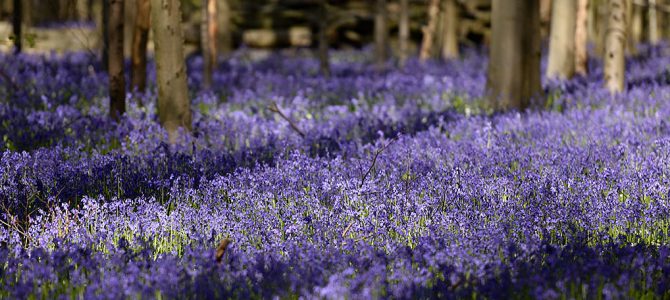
[
  {"left": 398, "top": 0, "right": 409, "bottom": 66},
  {"left": 419, "top": 0, "right": 440, "bottom": 62},
  {"left": 604, "top": 0, "right": 626, "bottom": 93},
  {"left": 59, "top": 0, "right": 73, "bottom": 20},
  {"left": 109, "top": 0, "right": 126, "bottom": 121},
  {"left": 201, "top": 0, "right": 217, "bottom": 89},
  {"left": 441, "top": 0, "right": 459, "bottom": 60},
  {"left": 151, "top": 0, "right": 191, "bottom": 143},
  {"left": 575, "top": 0, "right": 589, "bottom": 75},
  {"left": 547, "top": 0, "right": 576, "bottom": 79},
  {"left": 12, "top": 0, "right": 21, "bottom": 54},
  {"left": 624, "top": 0, "right": 636, "bottom": 54},
  {"left": 487, "top": 0, "right": 542, "bottom": 111},
  {"left": 434, "top": 2, "right": 445, "bottom": 58},
  {"left": 123, "top": 0, "right": 136, "bottom": 59},
  {"left": 102, "top": 0, "right": 110, "bottom": 71},
  {"left": 649, "top": 0, "right": 660, "bottom": 44},
  {"left": 217, "top": 0, "right": 232, "bottom": 56},
  {"left": 22, "top": 0, "right": 31, "bottom": 28},
  {"left": 374, "top": 0, "right": 388, "bottom": 69},
  {"left": 629, "top": 1, "right": 643, "bottom": 46},
  {"left": 317, "top": 0, "right": 330, "bottom": 77},
  {"left": 131, "top": 0, "right": 150, "bottom": 92}
]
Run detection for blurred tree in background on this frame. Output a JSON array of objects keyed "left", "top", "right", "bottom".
[{"left": 1, "top": 0, "right": 669, "bottom": 135}]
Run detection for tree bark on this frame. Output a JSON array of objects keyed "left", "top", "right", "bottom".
[
  {"left": 649, "top": 0, "right": 660, "bottom": 44},
  {"left": 604, "top": 0, "right": 626, "bottom": 94},
  {"left": 398, "top": 0, "right": 409, "bottom": 66},
  {"left": 151, "top": 0, "right": 192, "bottom": 143},
  {"left": 629, "top": 0, "right": 643, "bottom": 47},
  {"left": 588, "top": 0, "right": 598, "bottom": 44},
  {"left": 624, "top": 0, "right": 634, "bottom": 54},
  {"left": 109, "top": 0, "right": 126, "bottom": 121},
  {"left": 102, "top": 0, "right": 110, "bottom": 71},
  {"left": 540, "top": 0, "right": 552, "bottom": 39},
  {"left": 419, "top": 0, "right": 440, "bottom": 62},
  {"left": 88, "top": 0, "right": 94, "bottom": 21},
  {"left": 123, "top": 0, "right": 136, "bottom": 59},
  {"left": 216, "top": 0, "right": 232, "bottom": 56},
  {"left": 201, "top": 0, "right": 217, "bottom": 90},
  {"left": 131, "top": 0, "right": 150, "bottom": 92},
  {"left": 547, "top": 0, "right": 576, "bottom": 79},
  {"left": 595, "top": 1, "right": 609, "bottom": 58},
  {"left": 575, "top": 0, "right": 589, "bottom": 76},
  {"left": 440, "top": 0, "right": 459, "bottom": 60},
  {"left": 318, "top": 0, "right": 330, "bottom": 77},
  {"left": 76, "top": 0, "right": 89, "bottom": 21},
  {"left": 12, "top": 0, "right": 21, "bottom": 54},
  {"left": 487, "top": 0, "right": 542, "bottom": 111},
  {"left": 60, "top": 0, "right": 75, "bottom": 20},
  {"left": 374, "top": 0, "right": 388, "bottom": 69}
]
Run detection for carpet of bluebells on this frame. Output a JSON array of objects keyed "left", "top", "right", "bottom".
[{"left": 1, "top": 45, "right": 670, "bottom": 299}]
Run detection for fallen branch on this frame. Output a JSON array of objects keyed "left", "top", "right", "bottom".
[
  {"left": 215, "top": 238, "right": 232, "bottom": 263},
  {"left": 359, "top": 139, "right": 396, "bottom": 189},
  {"left": 268, "top": 102, "right": 306, "bottom": 138},
  {"left": 341, "top": 220, "right": 355, "bottom": 238}
]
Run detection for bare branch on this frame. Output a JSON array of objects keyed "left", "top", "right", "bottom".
[
  {"left": 268, "top": 102, "right": 306, "bottom": 138},
  {"left": 341, "top": 220, "right": 354, "bottom": 238},
  {"left": 359, "top": 139, "right": 395, "bottom": 189}
]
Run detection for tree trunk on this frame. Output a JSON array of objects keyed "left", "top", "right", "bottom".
[
  {"left": 629, "top": 1, "right": 643, "bottom": 46},
  {"left": 487, "top": 0, "right": 542, "bottom": 111},
  {"left": 441, "top": 0, "right": 459, "bottom": 60},
  {"left": 58, "top": 0, "right": 72, "bottom": 20},
  {"left": 318, "top": 0, "right": 330, "bottom": 77},
  {"left": 201, "top": 0, "right": 217, "bottom": 90},
  {"left": 217, "top": 0, "right": 232, "bottom": 56},
  {"left": 131, "top": 0, "right": 150, "bottom": 92},
  {"left": 540, "top": 0, "right": 552, "bottom": 39},
  {"left": 109, "top": 0, "right": 126, "bottom": 121},
  {"left": 102, "top": 0, "right": 109, "bottom": 71},
  {"left": 595, "top": 1, "right": 608, "bottom": 58},
  {"left": 625, "top": 0, "right": 634, "bottom": 54},
  {"left": 419, "top": 0, "right": 440, "bottom": 62},
  {"left": 575, "top": 0, "right": 589, "bottom": 76},
  {"left": 604, "top": 0, "right": 626, "bottom": 93},
  {"left": 151, "top": 0, "right": 191, "bottom": 143},
  {"left": 88, "top": 0, "right": 94, "bottom": 21},
  {"left": 123, "top": 0, "right": 136, "bottom": 59},
  {"left": 398, "top": 0, "right": 409, "bottom": 66},
  {"left": 12, "top": 0, "right": 20, "bottom": 54},
  {"left": 649, "top": 0, "right": 660, "bottom": 44},
  {"left": 547, "top": 0, "right": 576, "bottom": 79},
  {"left": 76, "top": 0, "right": 89, "bottom": 21},
  {"left": 374, "top": 0, "right": 388, "bottom": 69},
  {"left": 588, "top": 0, "right": 598, "bottom": 44}
]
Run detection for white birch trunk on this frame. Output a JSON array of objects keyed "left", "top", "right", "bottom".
[
  {"left": 604, "top": 0, "right": 626, "bottom": 93},
  {"left": 575, "top": 0, "right": 589, "bottom": 75}
]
